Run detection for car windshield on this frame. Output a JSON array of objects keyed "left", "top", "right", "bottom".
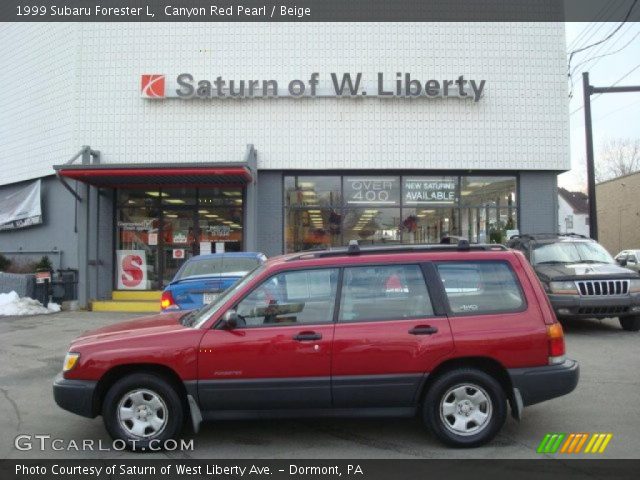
[
  {"left": 182, "top": 264, "right": 266, "bottom": 328},
  {"left": 532, "top": 241, "right": 614, "bottom": 265},
  {"left": 175, "top": 256, "right": 262, "bottom": 281}
]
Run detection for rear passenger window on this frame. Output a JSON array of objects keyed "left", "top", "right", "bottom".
[
  {"left": 436, "top": 262, "right": 525, "bottom": 315},
  {"left": 338, "top": 265, "right": 434, "bottom": 322}
]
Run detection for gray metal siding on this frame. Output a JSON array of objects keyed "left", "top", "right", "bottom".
[
  {"left": 0, "top": 176, "right": 79, "bottom": 272},
  {"left": 256, "top": 171, "right": 284, "bottom": 256},
  {"left": 519, "top": 171, "right": 559, "bottom": 235}
]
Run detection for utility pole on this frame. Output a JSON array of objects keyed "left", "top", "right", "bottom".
[{"left": 582, "top": 72, "right": 640, "bottom": 241}]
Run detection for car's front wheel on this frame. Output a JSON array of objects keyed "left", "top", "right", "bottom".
[
  {"left": 422, "top": 368, "right": 507, "bottom": 447},
  {"left": 102, "top": 373, "right": 184, "bottom": 451},
  {"left": 620, "top": 316, "right": 640, "bottom": 331}
]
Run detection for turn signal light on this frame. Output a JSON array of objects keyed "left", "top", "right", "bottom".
[
  {"left": 63, "top": 352, "right": 80, "bottom": 372},
  {"left": 547, "top": 323, "right": 565, "bottom": 364},
  {"left": 160, "top": 291, "right": 176, "bottom": 310}
]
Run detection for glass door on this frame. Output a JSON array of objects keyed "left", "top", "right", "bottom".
[{"left": 161, "top": 208, "right": 198, "bottom": 284}]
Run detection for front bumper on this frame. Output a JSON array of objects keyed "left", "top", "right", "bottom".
[
  {"left": 53, "top": 373, "right": 98, "bottom": 418},
  {"left": 508, "top": 359, "right": 579, "bottom": 407},
  {"left": 548, "top": 292, "right": 640, "bottom": 318}
]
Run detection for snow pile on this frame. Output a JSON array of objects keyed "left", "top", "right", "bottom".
[{"left": 0, "top": 291, "right": 61, "bottom": 316}]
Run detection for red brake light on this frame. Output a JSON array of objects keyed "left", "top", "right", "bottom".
[
  {"left": 547, "top": 323, "right": 565, "bottom": 362},
  {"left": 161, "top": 291, "right": 175, "bottom": 310}
]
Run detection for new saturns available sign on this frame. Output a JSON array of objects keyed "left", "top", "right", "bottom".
[{"left": 141, "top": 73, "right": 486, "bottom": 101}]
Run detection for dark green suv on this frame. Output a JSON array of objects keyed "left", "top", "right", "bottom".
[{"left": 508, "top": 234, "right": 640, "bottom": 331}]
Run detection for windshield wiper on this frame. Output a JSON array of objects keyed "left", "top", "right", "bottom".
[
  {"left": 574, "top": 259, "right": 606, "bottom": 264},
  {"left": 536, "top": 260, "right": 567, "bottom": 265}
]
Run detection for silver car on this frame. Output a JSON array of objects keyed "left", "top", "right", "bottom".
[{"left": 615, "top": 250, "right": 640, "bottom": 272}]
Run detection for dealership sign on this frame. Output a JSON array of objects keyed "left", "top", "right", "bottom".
[
  {"left": 0, "top": 180, "right": 42, "bottom": 231},
  {"left": 403, "top": 177, "right": 457, "bottom": 204},
  {"left": 116, "top": 250, "right": 148, "bottom": 290},
  {"left": 141, "top": 73, "right": 485, "bottom": 101}
]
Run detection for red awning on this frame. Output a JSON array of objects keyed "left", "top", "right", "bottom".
[{"left": 54, "top": 163, "right": 253, "bottom": 188}]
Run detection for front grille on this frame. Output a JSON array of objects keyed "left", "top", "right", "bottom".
[
  {"left": 576, "top": 280, "right": 629, "bottom": 296},
  {"left": 577, "top": 306, "right": 630, "bottom": 315}
]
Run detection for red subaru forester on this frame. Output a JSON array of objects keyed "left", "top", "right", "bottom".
[{"left": 54, "top": 241, "right": 579, "bottom": 449}]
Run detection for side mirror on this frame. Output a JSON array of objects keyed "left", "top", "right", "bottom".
[{"left": 222, "top": 310, "right": 239, "bottom": 329}]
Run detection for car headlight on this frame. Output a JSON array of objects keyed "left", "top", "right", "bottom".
[
  {"left": 630, "top": 279, "right": 640, "bottom": 293},
  {"left": 63, "top": 352, "right": 80, "bottom": 372},
  {"left": 549, "top": 281, "right": 578, "bottom": 295}
]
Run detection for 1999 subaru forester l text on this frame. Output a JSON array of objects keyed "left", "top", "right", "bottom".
[{"left": 54, "top": 241, "right": 579, "bottom": 449}]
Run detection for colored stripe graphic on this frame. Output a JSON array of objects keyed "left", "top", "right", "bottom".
[
  {"left": 560, "top": 433, "right": 589, "bottom": 453},
  {"left": 539, "top": 433, "right": 613, "bottom": 454},
  {"left": 537, "top": 433, "right": 565, "bottom": 453},
  {"left": 585, "top": 433, "right": 613, "bottom": 454}
]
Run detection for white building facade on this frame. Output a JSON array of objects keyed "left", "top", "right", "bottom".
[{"left": 0, "top": 23, "right": 569, "bottom": 305}]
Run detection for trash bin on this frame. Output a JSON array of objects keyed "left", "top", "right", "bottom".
[
  {"left": 52, "top": 268, "right": 79, "bottom": 304},
  {"left": 34, "top": 274, "right": 51, "bottom": 307}
]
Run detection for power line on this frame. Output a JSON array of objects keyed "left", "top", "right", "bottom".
[
  {"left": 595, "top": 96, "right": 640, "bottom": 122},
  {"left": 568, "top": 0, "right": 637, "bottom": 64},
  {"left": 570, "top": 23, "right": 640, "bottom": 78},
  {"left": 567, "top": 0, "right": 638, "bottom": 98},
  {"left": 567, "top": 0, "right": 623, "bottom": 52}
]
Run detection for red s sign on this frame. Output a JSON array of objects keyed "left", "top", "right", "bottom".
[
  {"left": 116, "top": 250, "right": 147, "bottom": 290},
  {"left": 121, "top": 254, "right": 144, "bottom": 288}
]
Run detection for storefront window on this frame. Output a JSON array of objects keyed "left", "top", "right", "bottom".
[
  {"left": 116, "top": 206, "right": 161, "bottom": 290},
  {"left": 117, "top": 190, "right": 159, "bottom": 207},
  {"left": 343, "top": 208, "right": 401, "bottom": 246},
  {"left": 198, "top": 207, "right": 243, "bottom": 252},
  {"left": 285, "top": 208, "right": 342, "bottom": 253},
  {"left": 459, "top": 177, "right": 517, "bottom": 243},
  {"left": 161, "top": 187, "right": 197, "bottom": 205},
  {"left": 116, "top": 187, "right": 244, "bottom": 289},
  {"left": 284, "top": 174, "right": 518, "bottom": 252},
  {"left": 402, "top": 208, "right": 459, "bottom": 244},
  {"left": 286, "top": 176, "right": 341, "bottom": 207}
]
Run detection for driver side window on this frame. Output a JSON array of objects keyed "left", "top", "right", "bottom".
[{"left": 234, "top": 268, "right": 339, "bottom": 327}]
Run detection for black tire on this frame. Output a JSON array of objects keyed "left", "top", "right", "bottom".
[
  {"left": 422, "top": 368, "right": 507, "bottom": 448},
  {"left": 620, "top": 316, "right": 640, "bottom": 332},
  {"left": 102, "top": 373, "right": 184, "bottom": 451}
]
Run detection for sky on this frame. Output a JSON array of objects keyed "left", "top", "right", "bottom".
[{"left": 562, "top": 18, "right": 640, "bottom": 192}]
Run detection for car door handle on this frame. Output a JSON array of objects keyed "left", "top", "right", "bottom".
[
  {"left": 293, "top": 332, "right": 322, "bottom": 341},
  {"left": 409, "top": 325, "right": 438, "bottom": 335}
]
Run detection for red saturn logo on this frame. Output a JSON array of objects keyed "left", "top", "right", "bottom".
[{"left": 141, "top": 74, "right": 165, "bottom": 98}]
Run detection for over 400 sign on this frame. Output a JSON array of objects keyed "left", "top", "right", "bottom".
[{"left": 346, "top": 178, "right": 400, "bottom": 205}]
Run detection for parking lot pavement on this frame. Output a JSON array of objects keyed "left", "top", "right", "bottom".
[{"left": 0, "top": 311, "right": 638, "bottom": 459}]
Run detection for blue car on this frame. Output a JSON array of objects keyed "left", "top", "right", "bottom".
[{"left": 161, "top": 252, "right": 267, "bottom": 311}]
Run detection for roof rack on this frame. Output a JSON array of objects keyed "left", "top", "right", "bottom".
[
  {"left": 285, "top": 239, "right": 507, "bottom": 261},
  {"left": 510, "top": 233, "right": 590, "bottom": 241}
]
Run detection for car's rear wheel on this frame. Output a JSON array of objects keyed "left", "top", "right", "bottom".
[
  {"left": 620, "top": 316, "right": 640, "bottom": 331},
  {"left": 422, "top": 368, "right": 506, "bottom": 447},
  {"left": 102, "top": 373, "right": 184, "bottom": 451}
]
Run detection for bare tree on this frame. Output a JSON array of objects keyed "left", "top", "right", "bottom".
[{"left": 596, "top": 138, "right": 640, "bottom": 183}]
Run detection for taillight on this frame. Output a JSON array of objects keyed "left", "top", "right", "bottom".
[
  {"left": 547, "top": 323, "right": 565, "bottom": 364},
  {"left": 161, "top": 290, "right": 176, "bottom": 310}
]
